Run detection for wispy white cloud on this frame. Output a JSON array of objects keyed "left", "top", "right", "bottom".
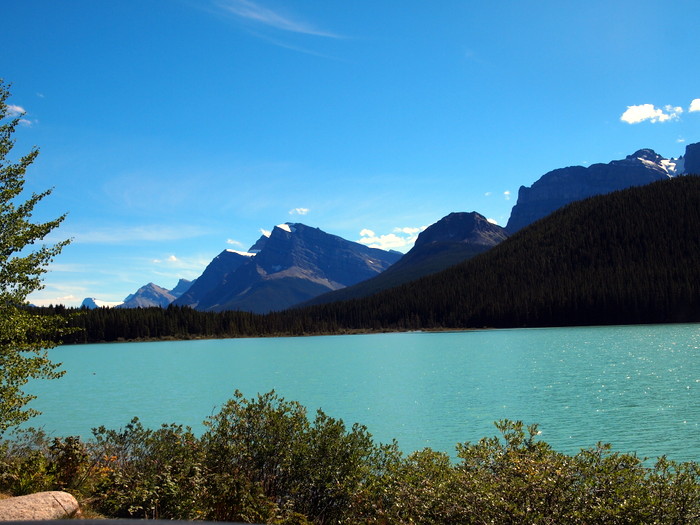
[
  {"left": 690, "top": 99, "right": 700, "bottom": 113},
  {"left": 357, "top": 225, "right": 427, "bottom": 252},
  {"left": 29, "top": 294, "right": 81, "bottom": 307},
  {"left": 216, "top": 0, "right": 340, "bottom": 38},
  {"left": 152, "top": 253, "right": 211, "bottom": 273},
  {"left": 503, "top": 190, "right": 511, "bottom": 200},
  {"left": 620, "top": 103, "right": 682, "bottom": 124},
  {"left": 226, "top": 238, "right": 243, "bottom": 246},
  {"left": 289, "top": 207, "right": 309, "bottom": 215},
  {"left": 394, "top": 226, "right": 423, "bottom": 235},
  {"left": 5, "top": 104, "right": 25, "bottom": 117},
  {"left": 67, "top": 224, "right": 207, "bottom": 244},
  {"left": 27, "top": 280, "right": 100, "bottom": 307}
]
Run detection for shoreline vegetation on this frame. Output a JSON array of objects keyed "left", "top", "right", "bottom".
[
  {"left": 1, "top": 391, "right": 698, "bottom": 523},
  {"left": 33, "top": 176, "right": 700, "bottom": 345},
  {"left": 31, "top": 302, "right": 700, "bottom": 346}
]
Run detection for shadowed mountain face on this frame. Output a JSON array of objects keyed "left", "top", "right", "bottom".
[
  {"left": 684, "top": 142, "right": 700, "bottom": 173},
  {"left": 169, "top": 278, "right": 194, "bottom": 298},
  {"left": 173, "top": 250, "right": 253, "bottom": 309},
  {"left": 505, "top": 143, "right": 698, "bottom": 233},
  {"left": 306, "top": 211, "right": 508, "bottom": 306},
  {"left": 300, "top": 176, "right": 700, "bottom": 329},
  {"left": 174, "top": 223, "right": 402, "bottom": 313},
  {"left": 118, "top": 283, "right": 176, "bottom": 309}
]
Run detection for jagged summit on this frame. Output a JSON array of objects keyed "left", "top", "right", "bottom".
[
  {"left": 118, "top": 283, "right": 175, "bottom": 309},
  {"left": 169, "top": 278, "right": 194, "bottom": 299},
  {"left": 626, "top": 148, "right": 664, "bottom": 162},
  {"left": 505, "top": 142, "right": 697, "bottom": 232},
  {"left": 174, "top": 222, "right": 402, "bottom": 313}
]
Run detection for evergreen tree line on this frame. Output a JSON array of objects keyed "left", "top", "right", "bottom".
[{"left": 38, "top": 176, "right": 700, "bottom": 343}]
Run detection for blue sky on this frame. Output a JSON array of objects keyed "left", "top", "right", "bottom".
[{"left": 4, "top": 0, "right": 700, "bottom": 306}]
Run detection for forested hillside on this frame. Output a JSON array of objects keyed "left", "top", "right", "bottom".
[
  {"left": 305, "top": 175, "right": 700, "bottom": 329},
  {"left": 49, "top": 176, "right": 700, "bottom": 342}
]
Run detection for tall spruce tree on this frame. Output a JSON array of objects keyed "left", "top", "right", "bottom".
[{"left": 0, "top": 80, "right": 70, "bottom": 434}]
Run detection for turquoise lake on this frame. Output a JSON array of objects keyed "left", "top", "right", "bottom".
[{"left": 27, "top": 324, "right": 700, "bottom": 462}]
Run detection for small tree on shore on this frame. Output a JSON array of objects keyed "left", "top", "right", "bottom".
[{"left": 0, "top": 80, "right": 70, "bottom": 434}]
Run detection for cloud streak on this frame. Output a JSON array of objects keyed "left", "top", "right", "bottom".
[
  {"left": 6, "top": 104, "right": 26, "bottom": 117},
  {"left": 66, "top": 224, "right": 208, "bottom": 244},
  {"left": 357, "top": 225, "right": 427, "bottom": 252},
  {"left": 216, "top": 0, "right": 340, "bottom": 38}
]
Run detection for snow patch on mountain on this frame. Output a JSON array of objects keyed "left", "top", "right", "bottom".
[
  {"left": 276, "top": 223, "right": 295, "bottom": 233},
  {"left": 660, "top": 157, "right": 685, "bottom": 176}
]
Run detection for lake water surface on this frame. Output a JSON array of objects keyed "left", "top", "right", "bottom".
[{"left": 27, "top": 324, "right": 700, "bottom": 462}]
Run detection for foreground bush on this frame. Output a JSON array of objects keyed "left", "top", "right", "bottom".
[{"left": 0, "top": 392, "right": 698, "bottom": 523}]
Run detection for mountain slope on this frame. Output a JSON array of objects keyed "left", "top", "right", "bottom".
[
  {"left": 169, "top": 278, "right": 194, "bottom": 298},
  {"left": 118, "top": 283, "right": 176, "bottom": 309},
  {"left": 505, "top": 144, "right": 697, "bottom": 232},
  {"left": 306, "top": 212, "right": 507, "bottom": 305},
  {"left": 177, "top": 223, "right": 402, "bottom": 313},
  {"left": 298, "top": 176, "right": 700, "bottom": 329},
  {"left": 174, "top": 250, "right": 254, "bottom": 309}
]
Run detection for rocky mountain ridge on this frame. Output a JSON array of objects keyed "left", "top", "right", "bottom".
[
  {"left": 506, "top": 142, "right": 700, "bottom": 232},
  {"left": 173, "top": 223, "right": 403, "bottom": 313},
  {"left": 81, "top": 279, "right": 193, "bottom": 309},
  {"left": 307, "top": 211, "right": 508, "bottom": 306},
  {"left": 83, "top": 141, "right": 699, "bottom": 313}
]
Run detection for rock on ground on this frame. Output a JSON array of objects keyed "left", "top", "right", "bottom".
[{"left": 0, "top": 491, "right": 80, "bottom": 520}]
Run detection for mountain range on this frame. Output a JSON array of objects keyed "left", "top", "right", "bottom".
[
  {"left": 84, "top": 141, "right": 699, "bottom": 314},
  {"left": 288, "top": 175, "right": 700, "bottom": 330},
  {"left": 173, "top": 223, "right": 402, "bottom": 313},
  {"left": 305, "top": 211, "right": 508, "bottom": 305},
  {"left": 81, "top": 278, "right": 194, "bottom": 309},
  {"left": 62, "top": 174, "right": 700, "bottom": 344}
]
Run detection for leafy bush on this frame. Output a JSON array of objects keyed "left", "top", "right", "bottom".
[
  {"left": 91, "top": 418, "right": 204, "bottom": 519},
  {"left": 0, "top": 394, "right": 698, "bottom": 523}
]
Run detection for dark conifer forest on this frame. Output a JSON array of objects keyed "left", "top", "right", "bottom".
[{"left": 43, "top": 176, "right": 700, "bottom": 343}]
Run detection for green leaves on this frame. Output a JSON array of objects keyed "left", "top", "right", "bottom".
[
  {"left": 1, "top": 398, "right": 699, "bottom": 523},
  {"left": 0, "top": 79, "right": 70, "bottom": 434}
]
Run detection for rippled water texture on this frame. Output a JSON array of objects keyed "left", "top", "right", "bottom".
[{"left": 27, "top": 324, "right": 700, "bottom": 461}]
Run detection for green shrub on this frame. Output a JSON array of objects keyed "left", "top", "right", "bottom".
[
  {"left": 0, "top": 396, "right": 698, "bottom": 524},
  {"left": 0, "top": 429, "right": 54, "bottom": 495},
  {"left": 201, "top": 390, "right": 391, "bottom": 523},
  {"left": 91, "top": 418, "right": 204, "bottom": 519}
]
